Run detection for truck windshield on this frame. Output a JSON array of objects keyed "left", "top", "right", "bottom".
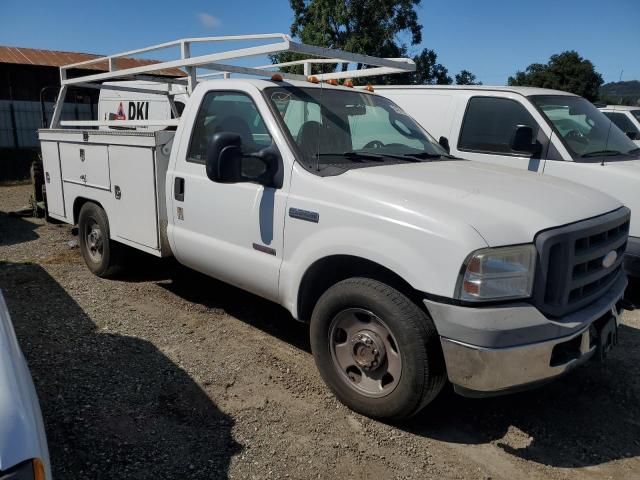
[
  {"left": 632, "top": 110, "right": 640, "bottom": 123},
  {"left": 532, "top": 95, "right": 640, "bottom": 161},
  {"left": 265, "top": 86, "right": 449, "bottom": 171}
]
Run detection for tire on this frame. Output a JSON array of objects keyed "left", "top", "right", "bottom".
[
  {"left": 78, "top": 202, "right": 123, "bottom": 278},
  {"left": 310, "top": 278, "right": 446, "bottom": 420},
  {"left": 31, "top": 158, "right": 45, "bottom": 204}
]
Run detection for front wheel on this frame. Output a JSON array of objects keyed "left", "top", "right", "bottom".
[
  {"left": 78, "top": 202, "right": 123, "bottom": 278},
  {"left": 310, "top": 278, "right": 446, "bottom": 420}
]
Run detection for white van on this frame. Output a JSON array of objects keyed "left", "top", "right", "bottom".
[
  {"left": 598, "top": 105, "right": 640, "bottom": 146},
  {"left": 376, "top": 86, "right": 640, "bottom": 281},
  {"left": 98, "top": 81, "right": 188, "bottom": 130}
]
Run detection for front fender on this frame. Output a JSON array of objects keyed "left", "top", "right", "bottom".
[{"left": 279, "top": 220, "right": 486, "bottom": 319}]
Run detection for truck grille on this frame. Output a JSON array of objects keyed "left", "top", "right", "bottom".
[{"left": 533, "top": 208, "right": 630, "bottom": 318}]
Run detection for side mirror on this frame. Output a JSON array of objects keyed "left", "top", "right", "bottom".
[
  {"left": 510, "top": 125, "right": 541, "bottom": 155},
  {"left": 438, "top": 136, "right": 450, "bottom": 154},
  {"left": 206, "top": 132, "right": 283, "bottom": 187},
  {"left": 244, "top": 144, "right": 283, "bottom": 188},
  {"left": 206, "top": 132, "right": 243, "bottom": 183}
]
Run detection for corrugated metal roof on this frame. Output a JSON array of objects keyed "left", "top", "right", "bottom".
[{"left": 0, "top": 45, "right": 186, "bottom": 77}]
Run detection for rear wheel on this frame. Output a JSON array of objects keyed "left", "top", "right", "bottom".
[
  {"left": 310, "top": 277, "right": 446, "bottom": 420},
  {"left": 78, "top": 202, "right": 123, "bottom": 277}
]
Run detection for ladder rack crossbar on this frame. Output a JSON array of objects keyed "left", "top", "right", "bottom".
[
  {"left": 50, "top": 33, "right": 416, "bottom": 129},
  {"left": 59, "top": 34, "right": 415, "bottom": 87}
]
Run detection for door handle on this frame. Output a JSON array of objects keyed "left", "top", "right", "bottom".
[{"left": 174, "top": 177, "right": 185, "bottom": 201}]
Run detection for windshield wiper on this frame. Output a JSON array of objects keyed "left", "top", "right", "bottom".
[
  {"left": 316, "top": 151, "right": 420, "bottom": 162},
  {"left": 582, "top": 150, "right": 624, "bottom": 158},
  {"left": 315, "top": 152, "right": 383, "bottom": 162},
  {"left": 403, "top": 152, "right": 457, "bottom": 160}
]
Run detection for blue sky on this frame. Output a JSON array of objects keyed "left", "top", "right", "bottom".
[{"left": 1, "top": 0, "right": 638, "bottom": 84}]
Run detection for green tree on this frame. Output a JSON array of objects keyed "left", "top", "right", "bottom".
[
  {"left": 409, "top": 48, "right": 451, "bottom": 85},
  {"left": 455, "top": 69, "right": 481, "bottom": 85},
  {"left": 272, "top": 0, "right": 473, "bottom": 85},
  {"left": 508, "top": 51, "right": 603, "bottom": 101},
  {"left": 285, "top": 0, "right": 421, "bottom": 60}
]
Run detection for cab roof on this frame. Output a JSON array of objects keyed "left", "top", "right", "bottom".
[
  {"left": 372, "top": 84, "right": 578, "bottom": 98},
  {"left": 198, "top": 77, "right": 377, "bottom": 94},
  {"left": 599, "top": 105, "right": 640, "bottom": 111}
]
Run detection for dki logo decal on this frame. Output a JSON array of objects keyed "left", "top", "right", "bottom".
[
  {"left": 114, "top": 102, "right": 126, "bottom": 120},
  {"left": 128, "top": 101, "right": 149, "bottom": 120}
]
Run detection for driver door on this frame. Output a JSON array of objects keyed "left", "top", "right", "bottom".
[{"left": 168, "top": 89, "right": 288, "bottom": 301}]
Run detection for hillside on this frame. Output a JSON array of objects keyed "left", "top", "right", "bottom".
[{"left": 600, "top": 80, "right": 640, "bottom": 105}]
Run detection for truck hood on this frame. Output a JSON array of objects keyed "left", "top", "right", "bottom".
[
  {"left": 544, "top": 158, "right": 640, "bottom": 237},
  {"left": 340, "top": 160, "right": 622, "bottom": 246},
  {"left": 0, "top": 293, "right": 50, "bottom": 474}
]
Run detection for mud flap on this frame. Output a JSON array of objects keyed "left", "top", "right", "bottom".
[{"left": 596, "top": 316, "right": 618, "bottom": 362}]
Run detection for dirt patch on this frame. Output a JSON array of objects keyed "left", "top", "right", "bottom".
[{"left": 1, "top": 184, "right": 639, "bottom": 479}]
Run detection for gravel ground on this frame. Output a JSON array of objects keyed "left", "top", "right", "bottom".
[{"left": 1, "top": 183, "right": 639, "bottom": 480}]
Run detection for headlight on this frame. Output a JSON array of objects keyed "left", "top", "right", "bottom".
[{"left": 456, "top": 245, "right": 537, "bottom": 301}]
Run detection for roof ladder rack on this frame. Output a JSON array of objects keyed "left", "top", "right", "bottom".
[{"left": 51, "top": 33, "right": 415, "bottom": 129}]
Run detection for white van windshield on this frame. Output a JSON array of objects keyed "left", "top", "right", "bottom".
[
  {"left": 532, "top": 95, "right": 640, "bottom": 160},
  {"left": 265, "top": 87, "right": 450, "bottom": 172}
]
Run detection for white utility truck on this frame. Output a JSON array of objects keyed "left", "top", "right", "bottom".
[
  {"left": 376, "top": 86, "right": 640, "bottom": 282},
  {"left": 39, "top": 35, "right": 631, "bottom": 420}
]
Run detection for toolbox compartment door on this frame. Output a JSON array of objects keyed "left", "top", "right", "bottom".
[
  {"left": 108, "top": 145, "right": 159, "bottom": 249},
  {"left": 40, "top": 141, "right": 65, "bottom": 217},
  {"left": 60, "top": 143, "right": 111, "bottom": 190}
]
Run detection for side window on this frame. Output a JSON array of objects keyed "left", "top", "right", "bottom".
[
  {"left": 603, "top": 112, "right": 640, "bottom": 134},
  {"left": 459, "top": 97, "right": 538, "bottom": 154},
  {"left": 187, "top": 92, "right": 272, "bottom": 164}
]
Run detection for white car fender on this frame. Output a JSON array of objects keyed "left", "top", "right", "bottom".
[{"left": 0, "top": 292, "right": 51, "bottom": 477}]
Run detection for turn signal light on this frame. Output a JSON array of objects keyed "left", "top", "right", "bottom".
[
  {"left": 307, "top": 76, "right": 319, "bottom": 84},
  {"left": 270, "top": 73, "right": 283, "bottom": 81},
  {"left": 33, "top": 459, "right": 45, "bottom": 480},
  {"left": 463, "top": 280, "right": 480, "bottom": 296}
]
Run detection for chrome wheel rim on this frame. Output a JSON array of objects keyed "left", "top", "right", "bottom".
[
  {"left": 329, "top": 308, "right": 402, "bottom": 398},
  {"left": 85, "top": 218, "right": 104, "bottom": 263}
]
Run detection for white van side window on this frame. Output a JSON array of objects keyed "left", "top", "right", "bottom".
[{"left": 459, "top": 97, "right": 537, "bottom": 155}]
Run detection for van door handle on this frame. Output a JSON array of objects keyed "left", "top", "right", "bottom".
[{"left": 174, "top": 177, "right": 185, "bottom": 201}]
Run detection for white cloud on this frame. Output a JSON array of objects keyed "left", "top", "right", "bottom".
[{"left": 197, "top": 13, "right": 221, "bottom": 29}]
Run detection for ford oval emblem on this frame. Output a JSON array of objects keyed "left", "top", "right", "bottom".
[{"left": 602, "top": 250, "right": 618, "bottom": 269}]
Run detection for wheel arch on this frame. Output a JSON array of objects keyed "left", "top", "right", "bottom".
[
  {"left": 296, "top": 254, "right": 427, "bottom": 323},
  {"left": 73, "top": 197, "right": 105, "bottom": 224}
]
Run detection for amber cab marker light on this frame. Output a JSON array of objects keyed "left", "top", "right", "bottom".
[
  {"left": 463, "top": 280, "right": 480, "bottom": 296},
  {"left": 33, "top": 458, "right": 45, "bottom": 480},
  {"left": 307, "top": 75, "right": 320, "bottom": 84},
  {"left": 326, "top": 79, "right": 338, "bottom": 86},
  {"left": 365, "top": 84, "right": 375, "bottom": 92},
  {"left": 343, "top": 79, "right": 354, "bottom": 88},
  {"left": 271, "top": 73, "right": 283, "bottom": 82}
]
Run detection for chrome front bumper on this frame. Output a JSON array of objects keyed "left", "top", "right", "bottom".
[{"left": 440, "top": 307, "right": 620, "bottom": 395}]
